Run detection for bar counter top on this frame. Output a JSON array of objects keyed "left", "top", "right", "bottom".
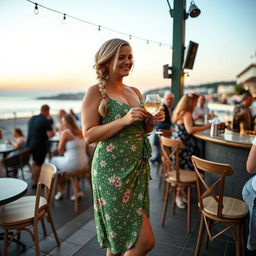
[{"left": 193, "top": 129, "right": 255, "bottom": 149}]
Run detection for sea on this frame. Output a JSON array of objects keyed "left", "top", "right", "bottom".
[{"left": 0, "top": 89, "right": 85, "bottom": 119}]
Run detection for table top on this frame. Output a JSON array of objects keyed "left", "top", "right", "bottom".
[
  {"left": 0, "top": 178, "right": 28, "bottom": 206},
  {"left": 194, "top": 129, "right": 255, "bottom": 149},
  {"left": 0, "top": 143, "right": 16, "bottom": 154}
]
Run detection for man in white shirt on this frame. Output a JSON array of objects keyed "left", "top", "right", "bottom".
[{"left": 192, "top": 95, "right": 211, "bottom": 124}]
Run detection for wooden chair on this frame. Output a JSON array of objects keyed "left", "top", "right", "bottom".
[
  {"left": 191, "top": 155, "right": 248, "bottom": 256},
  {"left": 3, "top": 153, "right": 22, "bottom": 178},
  {"left": 65, "top": 143, "right": 96, "bottom": 212},
  {"left": 156, "top": 129, "right": 173, "bottom": 178},
  {"left": 160, "top": 136, "right": 196, "bottom": 233},
  {"left": 20, "top": 148, "right": 31, "bottom": 176},
  {"left": 0, "top": 163, "right": 60, "bottom": 256}
]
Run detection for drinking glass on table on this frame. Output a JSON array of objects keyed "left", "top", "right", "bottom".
[{"left": 144, "top": 94, "right": 162, "bottom": 135}]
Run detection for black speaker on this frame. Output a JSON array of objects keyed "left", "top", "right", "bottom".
[
  {"left": 183, "top": 41, "right": 198, "bottom": 70},
  {"left": 163, "top": 64, "right": 172, "bottom": 79}
]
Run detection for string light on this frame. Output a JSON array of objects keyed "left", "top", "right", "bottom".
[
  {"left": 62, "top": 13, "right": 67, "bottom": 24},
  {"left": 25, "top": 0, "right": 172, "bottom": 49},
  {"left": 33, "top": 3, "right": 39, "bottom": 15}
]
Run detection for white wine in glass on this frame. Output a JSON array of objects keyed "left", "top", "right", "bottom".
[{"left": 144, "top": 94, "right": 162, "bottom": 134}]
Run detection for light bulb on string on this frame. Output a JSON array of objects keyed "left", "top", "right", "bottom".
[
  {"left": 146, "top": 40, "right": 149, "bottom": 45},
  {"left": 34, "top": 3, "right": 39, "bottom": 15},
  {"left": 62, "top": 14, "right": 67, "bottom": 24},
  {"left": 129, "top": 35, "right": 132, "bottom": 40},
  {"left": 98, "top": 25, "right": 101, "bottom": 31}
]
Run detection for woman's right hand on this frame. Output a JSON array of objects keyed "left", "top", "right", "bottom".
[{"left": 122, "top": 107, "right": 147, "bottom": 126}]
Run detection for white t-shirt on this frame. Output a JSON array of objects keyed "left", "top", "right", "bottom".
[
  {"left": 192, "top": 104, "right": 209, "bottom": 122},
  {"left": 251, "top": 137, "right": 256, "bottom": 191}
]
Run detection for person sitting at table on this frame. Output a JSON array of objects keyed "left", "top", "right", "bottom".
[
  {"left": 233, "top": 92, "right": 254, "bottom": 132},
  {"left": 192, "top": 94, "right": 213, "bottom": 124},
  {"left": 57, "top": 109, "right": 67, "bottom": 131},
  {"left": 51, "top": 114, "right": 89, "bottom": 200},
  {"left": 242, "top": 137, "right": 256, "bottom": 251},
  {"left": 172, "top": 94, "right": 211, "bottom": 208},
  {"left": 151, "top": 92, "right": 175, "bottom": 164},
  {"left": 8, "top": 128, "right": 26, "bottom": 151}
]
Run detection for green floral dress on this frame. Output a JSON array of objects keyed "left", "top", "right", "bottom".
[{"left": 91, "top": 97, "right": 152, "bottom": 254}]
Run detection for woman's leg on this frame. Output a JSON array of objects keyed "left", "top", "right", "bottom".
[
  {"left": 124, "top": 213, "right": 155, "bottom": 256},
  {"left": 106, "top": 249, "right": 121, "bottom": 256}
]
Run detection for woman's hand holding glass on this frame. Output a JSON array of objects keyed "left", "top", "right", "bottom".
[{"left": 144, "top": 94, "right": 165, "bottom": 134}]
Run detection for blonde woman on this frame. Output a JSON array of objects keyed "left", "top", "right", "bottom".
[
  {"left": 51, "top": 114, "right": 89, "bottom": 200},
  {"left": 172, "top": 94, "right": 210, "bottom": 208},
  {"left": 81, "top": 38, "right": 164, "bottom": 256}
]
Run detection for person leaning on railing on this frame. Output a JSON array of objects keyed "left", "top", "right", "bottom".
[{"left": 242, "top": 137, "right": 256, "bottom": 251}]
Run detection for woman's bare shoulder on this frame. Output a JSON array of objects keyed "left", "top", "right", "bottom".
[{"left": 85, "top": 84, "right": 101, "bottom": 99}]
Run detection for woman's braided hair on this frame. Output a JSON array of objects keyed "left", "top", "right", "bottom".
[{"left": 93, "top": 38, "right": 131, "bottom": 117}]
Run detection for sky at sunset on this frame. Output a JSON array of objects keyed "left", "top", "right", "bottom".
[{"left": 0, "top": 0, "right": 255, "bottom": 93}]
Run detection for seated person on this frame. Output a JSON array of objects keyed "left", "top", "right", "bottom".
[
  {"left": 8, "top": 128, "right": 26, "bottom": 151},
  {"left": 192, "top": 95, "right": 212, "bottom": 124},
  {"left": 172, "top": 94, "right": 211, "bottom": 208},
  {"left": 151, "top": 92, "right": 175, "bottom": 163},
  {"left": 242, "top": 137, "right": 256, "bottom": 251},
  {"left": 233, "top": 92, "right": 254, "bottom": 131},
  {"left": 51, "top": 114, "right": 89, "bottom": 200}
]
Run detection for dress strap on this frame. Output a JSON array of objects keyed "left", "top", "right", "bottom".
[{"left": 131, "top": 87, "right": 144, "bottom": 104}]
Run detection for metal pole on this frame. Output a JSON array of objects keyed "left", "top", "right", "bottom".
[{"left": 171, "top": 0, "right": 186, "bottom": 106}]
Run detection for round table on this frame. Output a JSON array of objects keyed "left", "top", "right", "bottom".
[
  {"left": 0, "top": 143, "right": 16, "bottom": 158},
  {"left": 0, "top": 178, "right": 28, "bottom": 206}
]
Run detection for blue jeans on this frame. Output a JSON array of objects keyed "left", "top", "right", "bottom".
[{"left": 242, "top": 177, "right": 256, "bottom": 250}]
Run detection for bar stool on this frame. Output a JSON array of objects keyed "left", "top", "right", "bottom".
[{"left": 160, "top": 136, "right": 196, "bottom": 233}]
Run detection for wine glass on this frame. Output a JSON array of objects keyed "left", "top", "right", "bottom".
[{"left": 144, "top": 94, "right": 162, "bottom": 134}]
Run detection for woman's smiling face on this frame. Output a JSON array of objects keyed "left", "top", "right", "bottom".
[{"left": 108, "top": 45, "right": 133, "bottom": 78}]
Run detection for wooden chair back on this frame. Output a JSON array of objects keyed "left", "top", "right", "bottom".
[
  {"left": 3, "top": 153, "right": 21, "bottom": 177},
  {"left": 35, "top": 163, "right": 57, "bottom": 218},
  {"left": 20, "top": 148, "right": 31, "bottom": 168},
  {"left": 160, "top": 136, "right": 184, "bottom": 182},
  {"left": 191, "top": 155, "right": 233, "bottom": 218},
  {"left": 159, "top": 129, "right": 172, "bottom": 138}
]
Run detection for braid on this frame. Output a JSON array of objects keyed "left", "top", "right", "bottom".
[
  {"left": 95, "top": 64, "right": 109, "bottom": 117},
  {"left": 93, "top": 38, "right": 131, "bottom": 117}
]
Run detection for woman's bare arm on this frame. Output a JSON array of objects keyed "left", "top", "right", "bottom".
[
  {"left": 247, "top": 144, "right": 256, "bottom": 173},
  {"left": 183, "top": 112, "right": 211, "bottom": 134},
  {"left": 58, "top": 131, "right": 68, "bottom": 155},
  {"left": 81, "top": 85, "right": 147, "bottom": 144}
]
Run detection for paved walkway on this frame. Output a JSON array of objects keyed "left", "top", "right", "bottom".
[{"left": 1, "top": 162, "right": 255, "bottom": 256}]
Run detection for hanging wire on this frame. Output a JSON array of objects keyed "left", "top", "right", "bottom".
[{"left": 26, "top": 0, "right": 172, "bottom": 48}]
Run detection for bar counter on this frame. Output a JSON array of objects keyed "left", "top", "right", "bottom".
[{"left": 193, "top": 129, "right": 255, "bottom": 199}]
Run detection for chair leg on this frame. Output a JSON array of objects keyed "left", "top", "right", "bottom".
[
  {"left": 236, "top": 223, "right": 242, "bottom": 256},
  {"left": 70, "top": 177, "right": 79, "bottom": 213},
  {"left": 3, "top": 229, "right": 9, "bottom": 256},
  {"left": 204, "top": 219, "right": 212, "bottom": 249},
  {"left": 187, "top": 186, "right": 191, "bottom": 234},
  {"left": 162, "top": 180, "right": 167, "bottom": 201},
  {"left": 161, "top": 183, "right": 170, "bottom": 226},
  {"left": 20, "top": 167, "right": 25, "bottom": 180},
  {"left": 41, "top": 218, "right": 47, "bottom": 237},
  {"left": 241, "top": 223, "right": 245, "bottom": 256},
  {"left": 172, "top": 186, "right": 177, "bottom": 215},
  {"left": 33, "top": 225, "right": 40, "bottom": 256},
  {"left": 194, "top": 214, "right": 205, "bottom": 256},
  {"left": 47, "top": 209, "right": 60, "bottom": 245}
]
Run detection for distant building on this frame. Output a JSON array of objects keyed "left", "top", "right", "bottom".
[{"left": 236, "top": 63, "right": 256, "bottom": 97}]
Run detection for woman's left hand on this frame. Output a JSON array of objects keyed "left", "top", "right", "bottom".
[{"left": 154, "top": 107, "right": 165, "bottom": 124}]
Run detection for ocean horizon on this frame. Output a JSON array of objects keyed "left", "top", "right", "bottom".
[{"left": 0, "top": 89, "right": 85, "bottom": 119}]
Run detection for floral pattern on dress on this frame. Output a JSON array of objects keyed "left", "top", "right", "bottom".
[
  {"left": 91, "top": 97, "right": 152, "bottom": 254},
  {"left": 172, "top": 124, "right": 199, "bottom": 170}
]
